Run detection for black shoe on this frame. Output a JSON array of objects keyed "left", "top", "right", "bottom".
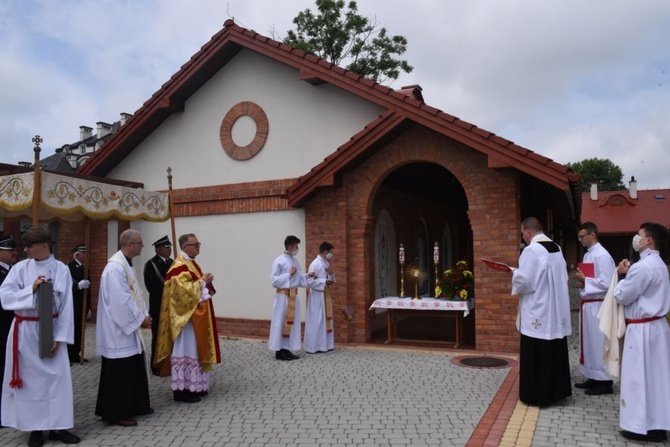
[
  {"left": 28, "top": 431, "right": 44, "bottom": 447},
  {"left": 281, "top": 349, "right": 300, "bottom": 360},
  {"left": 275, "top": 351, "right": 293, "bottom": 361},
  {"left": 173, "top": 390, "right": 201, "bottom": 403},
  {"left": 151, "top": 368, "right": 161, "bottom": 376},
  {"left": 574, "top": 379, "right": 597, "bottom": 389},
  {"left": 47, "top": 430, "right": 81, "bottom": 444},
  {"left": 197, "top": 390, "right": 208, "bottom": 396},
  {"left": 585, "top": 386, "right": 614, "bottom": 395},
  {"left": 138, "top": 407, "right": 155, "bottom": 415},
  {"left": 648, "top": 430, "right": 668, "bottom": 442},
  {"left": 621, "top": 430, "right": 667, "bottom": 442}
]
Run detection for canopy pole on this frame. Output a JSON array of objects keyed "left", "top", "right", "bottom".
[
  {"left": 168, "top": 167, "right": 177, "bottom": 259},
  {"left": 79, "top": 218, "right": 91, "bottom": 364},
  {"left": 31, "top": 135, "right": 43, "bottom": 229}
]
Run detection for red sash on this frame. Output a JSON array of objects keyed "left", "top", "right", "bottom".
[
  {"left": 579, "top": 298, "right": 604, "bottom": 364},
  {"left": 10, "top": 313, "right": 58, "bottom": 389},
  {"left": 625, "top": 315, "right": 664, "bottom": 325}
]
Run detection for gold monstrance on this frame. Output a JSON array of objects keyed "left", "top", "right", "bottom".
[{"left": 406, "top": 263, "right": 425, "bottom": 300}]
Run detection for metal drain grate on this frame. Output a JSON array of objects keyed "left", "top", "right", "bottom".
[{"left": 459, "top": 356, "right": 509, "bottom": 368}]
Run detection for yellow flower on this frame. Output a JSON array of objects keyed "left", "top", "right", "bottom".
[
  {"left": 435, "top": 286, "right": 442, "bottom": 297},
  {"left": 459, "top": 289, "right": 468, "bottom": 299},
  {"left": 463, "top": 270, "right": 473, "bottom": 278}
]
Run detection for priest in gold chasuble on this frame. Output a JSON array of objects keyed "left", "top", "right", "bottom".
[{"left": 154, "top": 233, "right": 220, "bottom": 403}]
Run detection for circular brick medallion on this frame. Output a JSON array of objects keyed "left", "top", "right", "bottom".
[{"left": 220, "top": 101, "right": 268, "bottom": 160}]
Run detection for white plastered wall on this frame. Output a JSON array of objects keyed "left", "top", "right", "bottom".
[
  {"left": 105, "top": 49, "right": 385, "bottom": 320},
  {"left": 108, "top": 49, "right": 384, "bottom": 190}
]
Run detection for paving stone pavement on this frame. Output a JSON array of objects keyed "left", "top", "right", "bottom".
[
  {"left": 1, "top": 281, "right": 667, "bottom": 447},
  {"left": 533, "top": 281, "right": 670, "bottom": 447},
  {"left": 0, "top": 327, "right": 509, "bottom": 447}
]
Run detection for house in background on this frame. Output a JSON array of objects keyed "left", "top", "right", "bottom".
[
  {"left": 23, "top": 114, "right": 133, "bottom": 173},
  {"left": 580, "top": 177, "right": 670, "bottom": 263},
  {"left": 45, "top": 19, "right": 586, "bottom": 352}
]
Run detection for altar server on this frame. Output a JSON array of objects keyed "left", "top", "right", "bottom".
[
  {"left": 0, "top": 228, "right": 80, "bottom": 446},
  {"left": 305, "top": 242, "right": 336, "bottom": 354},
  {"left": 574, "top": 222, "right": 616, "bottom": 395},
  {"left": 613, "top": 222, "right": 670, "bottom": 443},
  {"left": 511, "top": 217, "right": 572, "bottom": 407},
  {"left": 268, "top": 235, "right": 314, "bottom": 361},
  {"left": 0, "top": 235, "right": 19, "bottom": 428}
]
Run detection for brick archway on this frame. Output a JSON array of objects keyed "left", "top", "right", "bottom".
[{"left": 341, "top": 126, "right": 521, "bottom": 351}]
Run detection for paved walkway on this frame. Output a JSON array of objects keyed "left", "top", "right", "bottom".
[{"left": 0, "top": 316, "right": 667, "bottom": 446}]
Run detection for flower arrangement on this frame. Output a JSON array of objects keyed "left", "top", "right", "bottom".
[{"left": 435, "top": 260, "right": 474, "bottom": 300}]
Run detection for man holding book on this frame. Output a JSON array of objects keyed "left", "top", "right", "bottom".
[{"left": 574, "top": 222, "right": 616, "bottom": 395}]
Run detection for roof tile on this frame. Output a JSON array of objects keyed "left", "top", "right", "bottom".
[{"left": 581, "top": 189, "right": 670, "bottom": 234}]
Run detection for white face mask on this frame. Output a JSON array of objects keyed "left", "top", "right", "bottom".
[
  {"left": 632, "top": 234, "right": 647, "bottom": 252},
  {"left": 325, "top": 252, "right": 334, "bottom": 260},
  {"left": 290, "top": 248, "right": 299, "bottom": 256}
]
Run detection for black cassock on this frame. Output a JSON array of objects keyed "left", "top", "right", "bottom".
[
  {"left": 143, "top": 255, "right": 172, "bottom": 371},
  {"left": 67, "top": 260, "right": 90, "bottom": 362}
]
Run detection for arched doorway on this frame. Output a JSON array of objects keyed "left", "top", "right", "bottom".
[{"left": 370, "top": 162, "right": 472, "bottom": 345}]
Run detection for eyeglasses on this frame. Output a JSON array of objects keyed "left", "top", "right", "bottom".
[
  {"left": 577, "top": 233, "right": 592, "bottom": 240},
  {"left": 184, "top": 243, "right": 201, "bottom": 248}
]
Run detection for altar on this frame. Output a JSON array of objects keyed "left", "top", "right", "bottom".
[{"left": 369, "top": 297, "right": 474, "bottom": 347}]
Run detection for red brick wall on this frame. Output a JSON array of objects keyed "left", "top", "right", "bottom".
[{"left": 303, "top": 126, "right": 522, "bottom": 352}]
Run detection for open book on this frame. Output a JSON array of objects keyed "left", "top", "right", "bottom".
[{"left": 481, "top": 258, "right": 516, "bottom": 272}]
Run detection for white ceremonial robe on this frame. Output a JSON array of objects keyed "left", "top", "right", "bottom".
[
  {"left": 305, "top": 255, "right": 335, "bottom": 353},
  {"left": 97, "top": 251, "right": 147, "bottom": 359},
  {"left": 268, "top": 253, "right": 308, "bottom": 351},
  {"left": 512, "top": 234, "right": 571, "bottom": 340},
  {"left": 613, "top": 249, "right": 670, "bottom": 434},
  {"left": 579, "top": 242, "right": 615, "bottom": 380},
  {"left": 0, "top": 256, "right": 74, "bottom": 431}
]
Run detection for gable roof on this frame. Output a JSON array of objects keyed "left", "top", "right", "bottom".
[
  {"left": 78, "top": 19, "right": 580, "bottom": 213},
  {"left": 581, "top": 189, "right": 670, "bottom": 234}
]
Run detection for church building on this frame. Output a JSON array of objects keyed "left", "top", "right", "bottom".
[{"left": 77, "top": 20, "right": 582, "bottom": 352}]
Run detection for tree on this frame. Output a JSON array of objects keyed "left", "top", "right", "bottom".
[
  {"left": 283, "top": 0, "right": 413, "bottom": 84},
  {"left": 565, "top": 158, "right": 626, "bottom": 191}
]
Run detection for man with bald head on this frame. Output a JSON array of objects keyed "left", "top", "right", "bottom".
[{"left": 96, "top": 229, "right": 152, "bottom": 427}]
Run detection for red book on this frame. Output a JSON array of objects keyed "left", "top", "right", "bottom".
[
  {"left": 481, "top": 258, "right": 514, "bottom": 272},
  {"left": 578, "top": 262, "right": 595, "bottom": 278}
]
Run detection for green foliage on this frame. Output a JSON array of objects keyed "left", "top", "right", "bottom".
[
  {"left": 284, "top": 0, "right": 413, "bottom": 84},
  {"left": 566, "top": 157, "right": 626, "bottom": 191}
]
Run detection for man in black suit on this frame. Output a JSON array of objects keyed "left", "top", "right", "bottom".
[
  {"left": 143, "top": 236, "right": 173, "bottom": 376},
  {"left": 68, "top": 244, "right": 91, "bottom": 364},
  {"left": 0, "top": 234, "right": 19, "bottom": 427}
]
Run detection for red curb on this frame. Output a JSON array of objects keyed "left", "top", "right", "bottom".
[{"left": 465, "top": 363, "right": 520, "bottom": 447}]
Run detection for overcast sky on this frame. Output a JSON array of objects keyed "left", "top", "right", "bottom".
[{"left": 1, "top": 0, "right": 669, "bottom": 189}]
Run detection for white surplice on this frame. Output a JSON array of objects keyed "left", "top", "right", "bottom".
[
  {"left": 97, "top": 251, "right": 147, "bottom": 360},
  {"left": 579, "top": 242, "right": 615, "bottom": 380},
  {"left": 305, "top": 255, "right": 335, "bottom": 353},
  {"left": 268, "top": 253, "right": 308, "bottom": 351},
  {"left": 512, "top": 234, "right": 572, "bottom": 340},
  {"left": 0, "top": 256, "right": 74, "bottom": 431},
  {"left": 613, "top": 249, "right": 670, "bottom": 434}
]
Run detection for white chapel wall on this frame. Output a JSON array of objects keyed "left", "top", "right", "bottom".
[
  {"left": 107, "top": 49, "right": 385, "bottom": 321},
  {"left": 108, "top": 49, "right": 385, "bottom": 191},
  {"left": 131, "top": 209, "right": 307, "bottom": 320}
]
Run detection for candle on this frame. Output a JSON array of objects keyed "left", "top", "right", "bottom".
[
  {"left": 433, "top": 241, "right": 439, "bottom": 264},
  {"left": 399, "top": 243, "right": 405, "bottom": 263}
]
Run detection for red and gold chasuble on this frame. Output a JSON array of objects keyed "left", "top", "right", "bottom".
[{"left": 153, "top": 254, "right": 221, "bottom": 376}]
